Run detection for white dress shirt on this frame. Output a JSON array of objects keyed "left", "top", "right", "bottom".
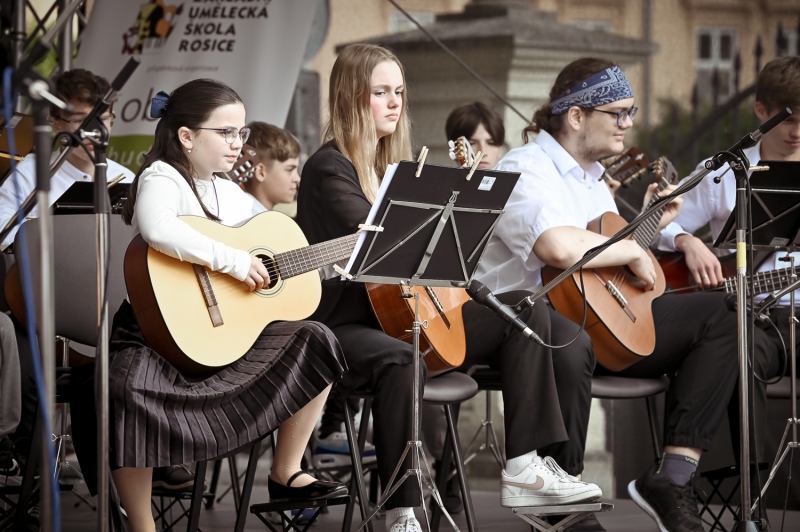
[
  {"left": 475, "top": 130, "right": 617, "bottom": 294},
  {"left": 132, "top": 161, "right": 255, "bottom": 282},
  {"left": 245, "top": 191, "right": 269, "bottom": 217},
  {"left": 656, "top": 141, "right": 800, "bottom": 305},
  {"left": 0, "top": 152, "right": 134, "bottom": 248}
]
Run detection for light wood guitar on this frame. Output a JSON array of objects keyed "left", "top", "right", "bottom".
[
  {"left": 543, "top": 156, "right": 679, "bottom": 371},
  {"left": 364, "top": 138, "right": 476, "bottom": 374},
  {"left": 125, "top": 211, "right": 359, "bottom": 375}
]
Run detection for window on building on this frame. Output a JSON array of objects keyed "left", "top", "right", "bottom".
[
  {"left": 695, "top": 28, "right": 737, "bottom": 101},
  {"left": 779, "top": 29, "right": 798, "bottom": 56},
  {"left": 389, "top": 11, "right": 435, "bottom": 33},
  {"left": 571, "top": 20, "right": 614, "bottom": 33}
]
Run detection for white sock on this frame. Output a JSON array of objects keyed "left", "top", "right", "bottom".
[
  {"left": 385, "top": 507, "right": 415, "bottom": 530},
  {"left": 505, "top": 450, "right": 538, "bottom": 476}
]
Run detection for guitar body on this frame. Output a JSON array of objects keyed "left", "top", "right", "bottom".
[
  {"left": 542, "top": 212, "right": 665, "bottom": 371},
  {"left": 125, "top": 212, "right": 322, "bottom": 375},
  {"left": 366, "top": 283, "right": 468, "bottom": 376}
]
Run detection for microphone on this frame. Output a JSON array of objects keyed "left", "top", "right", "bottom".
[{"left": 466, "top": 279, "right": 543, "bottom": 343}]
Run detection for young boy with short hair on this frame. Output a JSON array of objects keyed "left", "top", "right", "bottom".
[{"left": 241, "top": 121, "right": 301, "bottom": 215}]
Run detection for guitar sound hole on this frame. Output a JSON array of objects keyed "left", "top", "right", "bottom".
[{"left": 256, "top": 254, "right": 280, "bottom": 289}]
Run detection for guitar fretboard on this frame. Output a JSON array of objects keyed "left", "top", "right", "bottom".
[
  {"left": 722, "top": 267, "right": 797, "bottom": 297},
  {"left": 274, "top": 233, "right": 360, "bottom": 279}
]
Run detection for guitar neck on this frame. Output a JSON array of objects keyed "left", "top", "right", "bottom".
[
  {"left": 722, "top": 266, "right": 797, "bottom": 297},
  {"left": 274, "top": 233, "right": 360, "bottom": 279},
  {"left": 631, "top": 178, "right": 670, "bottom": 250}
]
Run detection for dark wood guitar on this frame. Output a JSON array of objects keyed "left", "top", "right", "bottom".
[
  {"left": 364, "top": 138, "right": 476, "bottom": 375},
  {"left": 543, "top": 157, "right": 680, "bottom": 371},
  {"left": 601, "top": 147, "right": 649, "bottom": 187},
  {"left": 659, "top": 251, "right": 798, "bottom": 297}
]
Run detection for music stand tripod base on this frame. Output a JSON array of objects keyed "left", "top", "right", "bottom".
[{"left": 513, "top": 502, "right": 613, "bottom": 532}]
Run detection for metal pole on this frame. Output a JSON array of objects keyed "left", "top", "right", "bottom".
[
  {"left": 412, "top": 292, "right": 420, "bottom": 471},
  {"left": 790, "top": 258, "right": 797, "bottom": 445},
  {"left": 57, "top": 0, "right": 73, "bottom": 73},
  {"left": 733, "top": 171, "right": 758, "bottom": 531},
  {"left": 96, "top": 210, "right": 109, "bottom": 532},
  {"left": 11, "top": 0, "right": 26, "bottom": 112},
  {"left": 32, "top": 94, "right": 56, "bottom": 532}
]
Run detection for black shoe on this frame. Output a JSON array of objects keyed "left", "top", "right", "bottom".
[
  {"left": 268, "top": 470, "right": 348, "bottom": 501},
  {"left": 546, "top": 513, "right": 606, "bottom": 531},
  {"left": 628, "top": 466, "right": 704, "bottom": 532},
  {"left": 434, "top": 460, "right": 463, "bottom": 514},
  {"left": 152, "top": 464, "right": 206, "bottom": 493}
]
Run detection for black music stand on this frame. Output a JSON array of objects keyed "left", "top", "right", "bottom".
[
  {"left": 714, "top": 161, "right": 800, "bottom": 515},
  {"left": 714, "top": 161, "right": 800, "bottom": 252},
  {"left": 341, "top": 159, "right": 520, "bottom": 532}
]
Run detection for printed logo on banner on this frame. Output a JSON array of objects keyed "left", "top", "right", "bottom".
[{"left": 122, "top": 0, "right": 185, "bottom": 55}]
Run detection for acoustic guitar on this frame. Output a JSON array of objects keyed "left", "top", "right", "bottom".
[
  {"left": 659, "top": 251, "right": 798, "bottom": 298},
  {"left": 125, "top": 211, "right": 359, "bottom": 375},
  {"left": 543, "top": 156, "right": 680, "bottom": 371},
  {"left": 601, "top": 147, "right": 649, "bottom": 187},
  {"left": 364, "top": 138, "right": 476, "bottom": 375}
]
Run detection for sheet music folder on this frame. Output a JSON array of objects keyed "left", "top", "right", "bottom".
[
  {"left": 714, "top": 160, "right": 800, "bottom": 252},
  {"left": 53, "top": 181, "right": 131, "bottom": 215},
  {"left": 344, "top": 160, "right": 520, "bottom": 287}
]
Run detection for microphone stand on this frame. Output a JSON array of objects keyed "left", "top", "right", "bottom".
[
  {"left": 10, "top": 3, "right": 84, "bottom": 531},
  {"left": 511, "top": 110, "right": 793, "bottom": 532},
  {"left": 49, "top": 56, "right": 141, "bottom": 532}
]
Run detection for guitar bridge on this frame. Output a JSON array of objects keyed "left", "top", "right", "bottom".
[
  {"left": 606, "top": 281, "right": 636, "bottom": 323},
  {"left": 192, "top": 264, "right": 224, "bottom": 327}
]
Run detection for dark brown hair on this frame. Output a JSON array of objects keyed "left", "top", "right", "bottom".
[
  {"left": 245, "top": 121, "right": 301, "bottom": 164},
  {"left": 51, "top": 68, "right": 115, "bottom": 116},
  {"left": 445, "top": 101, "right": 505, "bottom": 146},
  {"left": 121, "top": 78, "right": 243, "bottom": 224},
  {"left": 756, "top": 56, "right": 800, "bottom": 112},
  {"left": 524, "top": 57, "right": 616, "bottom": 142}
]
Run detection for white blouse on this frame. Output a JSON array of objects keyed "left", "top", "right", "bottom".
[{"left": 132, "top": 161, "right": 255, "bottom": 281}]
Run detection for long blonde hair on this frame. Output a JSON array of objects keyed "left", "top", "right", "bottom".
[{"left": 324, "top": 44, "right": 412, "bottom": 203}]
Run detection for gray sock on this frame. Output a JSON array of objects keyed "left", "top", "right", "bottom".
[{"left": 652, "top": 453, "right": 698, "bottom": 486}]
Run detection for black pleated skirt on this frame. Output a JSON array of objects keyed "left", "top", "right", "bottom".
[{"left": 71, "top": 300, "right": 346, "bottom": 486}]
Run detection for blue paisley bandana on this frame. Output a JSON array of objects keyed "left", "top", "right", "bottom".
[{"left": 550, "top": 66, "right": 633, "bottom": 115}]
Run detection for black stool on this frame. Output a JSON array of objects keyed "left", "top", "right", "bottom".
[
  {"left": 591, "top": 374, "right": 670, "bottom": 460},
  {"left": 341, "top": 371, "right": 480, "bottom": 532}
]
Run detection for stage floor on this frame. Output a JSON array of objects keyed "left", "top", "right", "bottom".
[{"left": 56, "top": 487, "right": 800, "bottom": 531}]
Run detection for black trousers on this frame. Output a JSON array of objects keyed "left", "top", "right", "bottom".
[
  {"left": 760, "top": 307, "right": 800, "bottom": 376},
  {"left": 551, "top": 292, "right": 779, "bottom": 467},
  {"left": 326, "top": 290, "right": 565, "bottom": 509}
]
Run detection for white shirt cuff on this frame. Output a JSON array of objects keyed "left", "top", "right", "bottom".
[{"left": 656, "top": 221, "right": 689, "bottom": 252}]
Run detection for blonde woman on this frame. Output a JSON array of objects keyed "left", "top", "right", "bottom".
[{"left": 297, "top": 44, "right": 600, "bottom": 532}]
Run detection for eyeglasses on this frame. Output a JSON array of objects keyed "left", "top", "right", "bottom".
[
  {"left": 54, "top": 112, "right": 116, "bottom": 128},
  {"left": 197, "top": 127, "right": 250, "bottom": 144},
  {"left": 589, "top": 106, "right": 638, "bottom": 127}
]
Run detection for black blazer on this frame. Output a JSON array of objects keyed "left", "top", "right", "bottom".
[{"left": 296, "top": 142, "right": 376, "bottom": 327}]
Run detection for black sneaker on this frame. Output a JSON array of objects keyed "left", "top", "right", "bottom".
[
  {"left": 152, "top": 464, "right": 206, "bottom": 493},
  {"left": 546, "top": 512, "right": 606, "bottom": 531},
  {"left": 628, "top": 466, "right": 704, "bottom": 532}
]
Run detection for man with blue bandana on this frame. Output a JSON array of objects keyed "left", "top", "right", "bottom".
[{"left": 475, "top": 58, "right": 780, "bottom": 532}]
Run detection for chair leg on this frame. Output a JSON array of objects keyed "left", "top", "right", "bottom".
[
  {"left": 342, "top": 398, "right": 373, "bottom": 532},
  {"left": 430, "top": 409, "right": 454, "bottom": 532},
  {"left": 233, "top": 441, "right": 261, "bottom": 532},
  {"left": 185, "top": 460, "right": 207, "bottom": 532},
  {"left": 645, "top": 396, "right": 662, "bottom": 461},
  {"left": 445, "top": 404, "right": 477, "bottom": 532},
  {"left": 206, "top": 459, "right": 223, "bottom": 509}
]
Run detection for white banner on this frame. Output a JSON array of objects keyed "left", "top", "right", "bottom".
[{"left": 75, "top": 0, "right": 315, "bottom": 170}]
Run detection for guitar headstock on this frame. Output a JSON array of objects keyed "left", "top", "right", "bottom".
[
  {"left": 601, "top": 147, "right": 649, "bottom": 186},
  {"left": 448, "top": 136, "right": 475, "bottom": 168},
  {"left": 650, "top": 156, "right": 679, "bottom": 187},
  {"left": 222, "top": 144, "right": 262, "bottom": 185}
]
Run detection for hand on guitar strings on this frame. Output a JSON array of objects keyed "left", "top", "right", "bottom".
[
  {"left": 674, "top": 234, "right": 724, "bottom": 289},
  {"left": 627, "top": 245, "right": 658, "bottom": 291},
  {"left": 245, "top": 255, "right": 270, "bottom": 291},
  {"left": 643, "top": 183, "right": 683, "bottom": 232}
]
